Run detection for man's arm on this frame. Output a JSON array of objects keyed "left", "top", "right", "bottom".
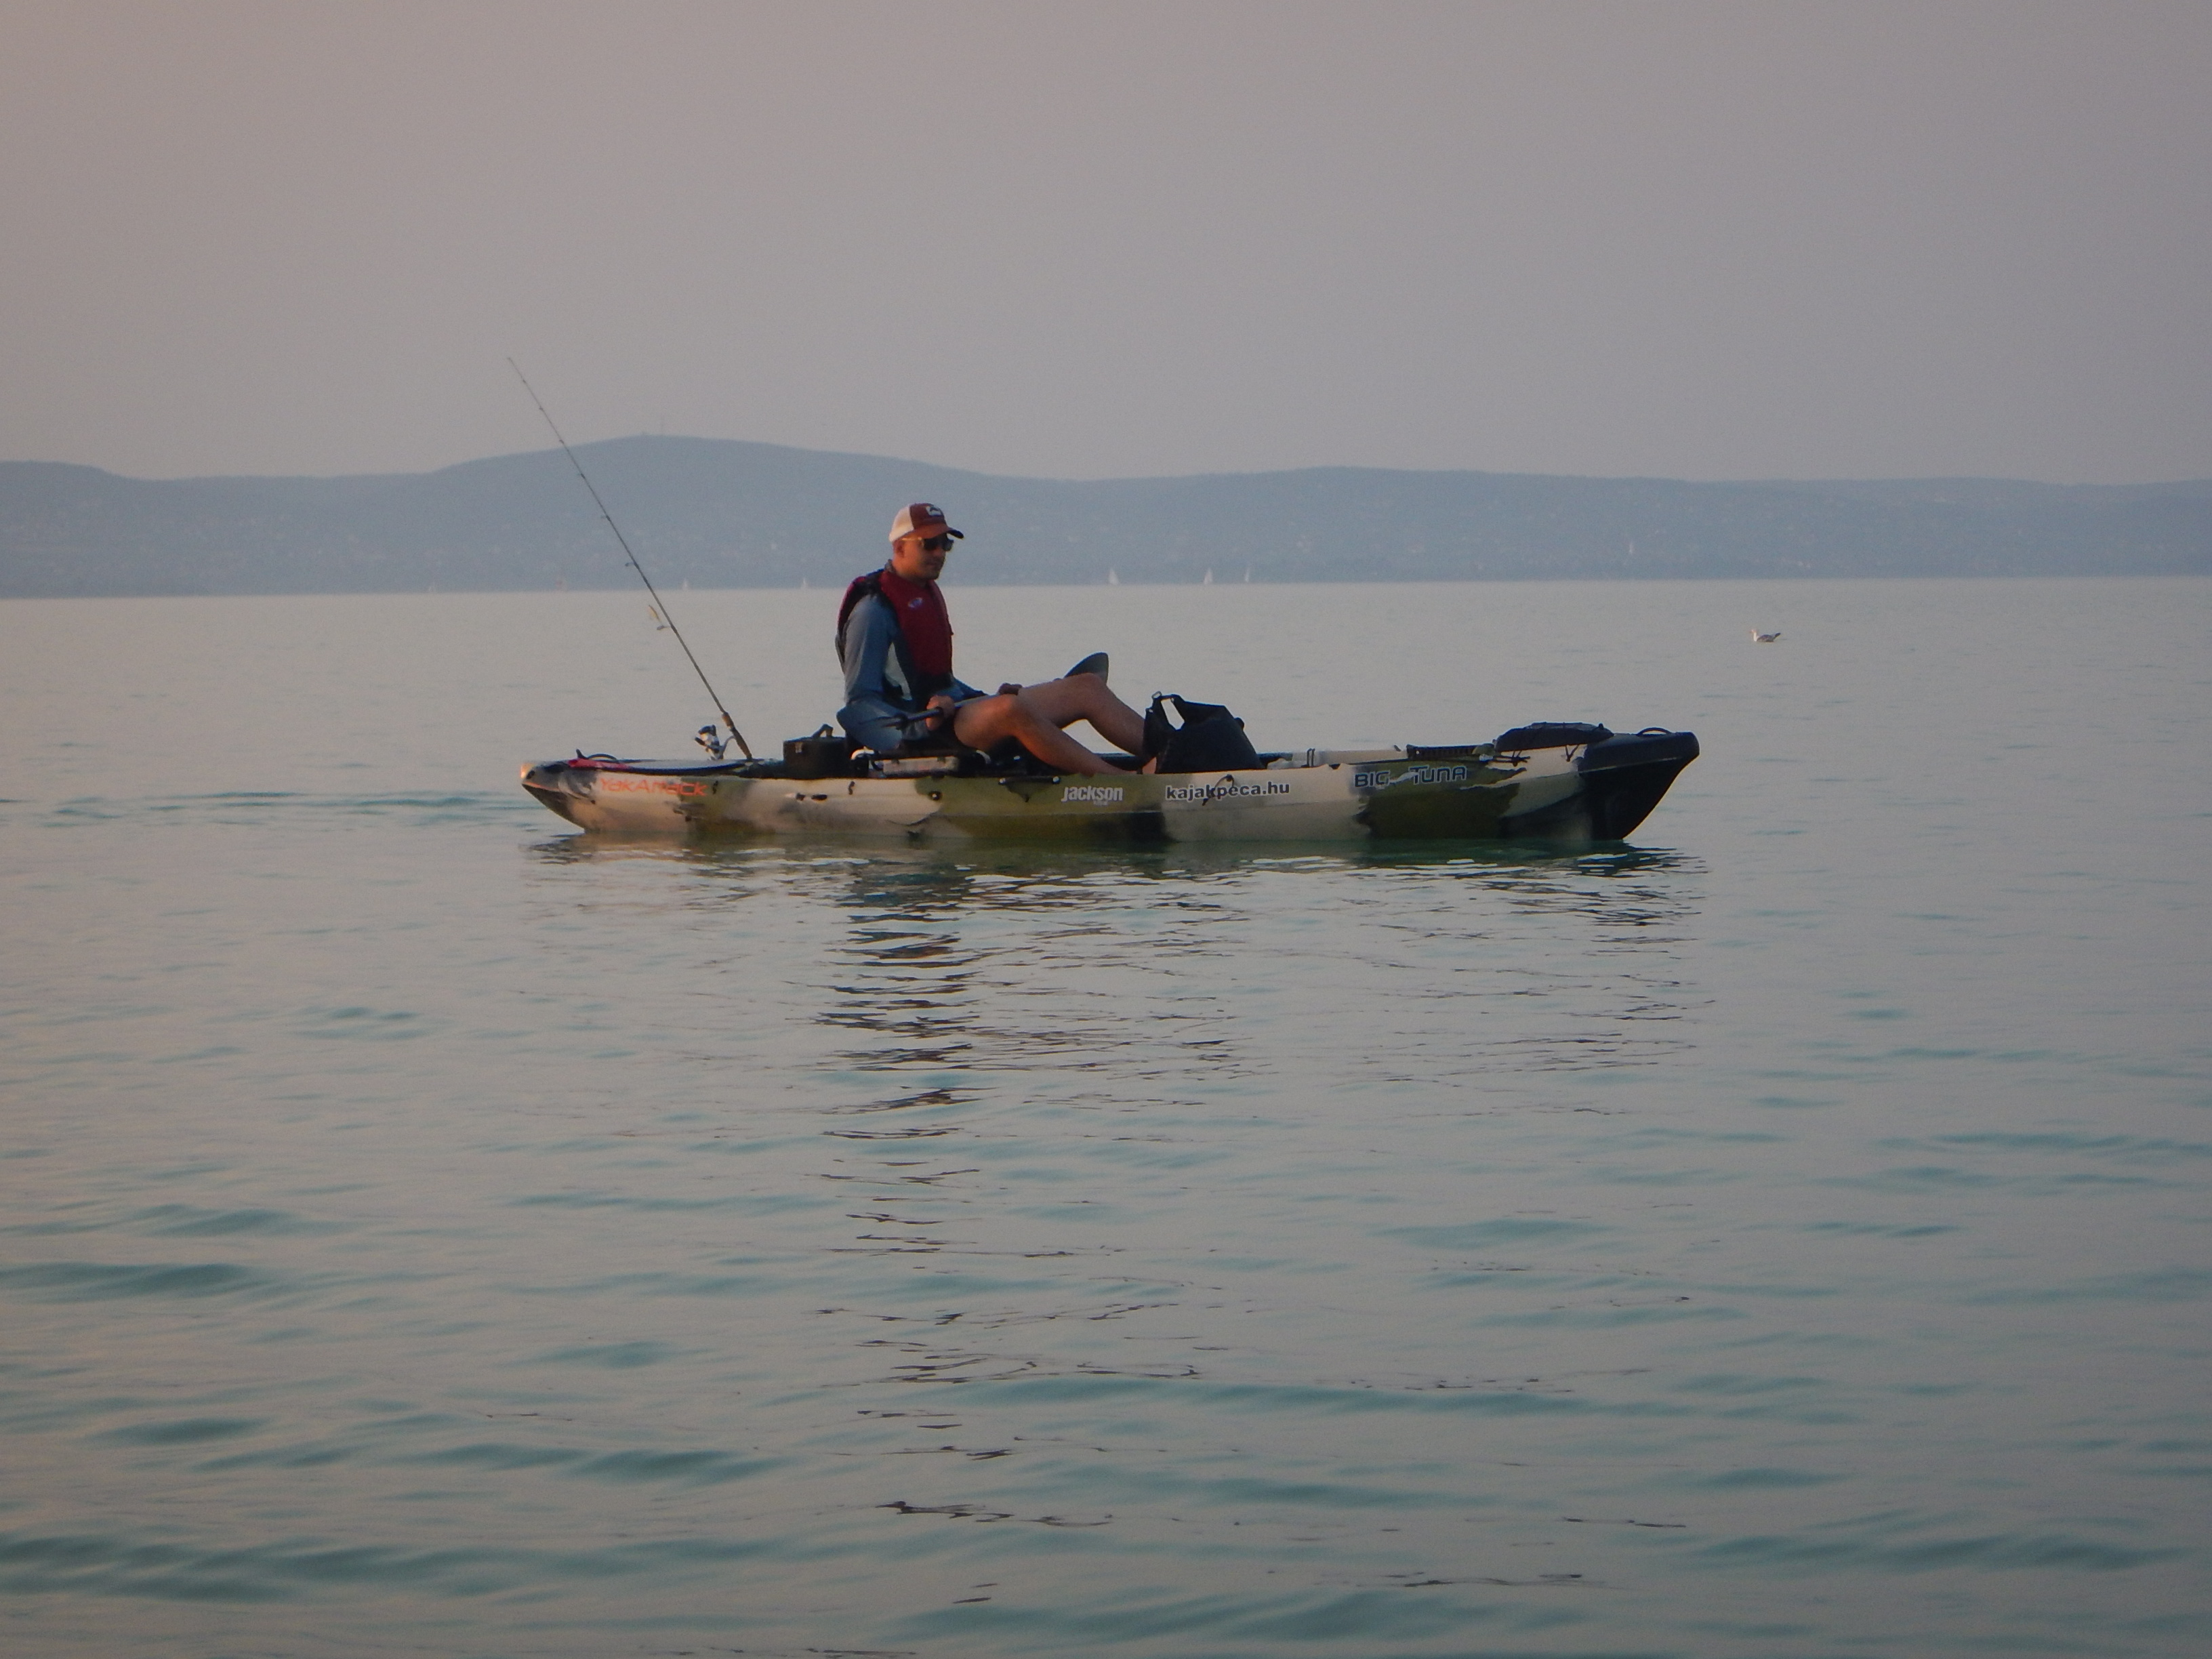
[
  {"left": 838, "top": 594, "right": 921, "bottom": 750},
  {"left": 840, "top": 592, "right": 895, "bottom": 706}
]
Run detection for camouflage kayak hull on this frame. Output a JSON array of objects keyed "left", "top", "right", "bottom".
[{"left": 520, "top": 727, "right": 1697, "bottom": 844}]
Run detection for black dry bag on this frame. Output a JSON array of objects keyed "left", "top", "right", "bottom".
[{"left": 1145, "top": 694, "right": 1262, "bottom": 774}]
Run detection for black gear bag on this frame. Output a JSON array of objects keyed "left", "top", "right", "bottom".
[{"left": 1144, "top": 694, "right": 1262, "bottom": 774}]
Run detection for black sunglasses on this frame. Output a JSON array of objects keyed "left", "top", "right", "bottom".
[{"left": 920, "top": 534, "right": 955, "bottom": 553}]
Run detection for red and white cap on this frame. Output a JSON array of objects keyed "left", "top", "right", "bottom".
[{"left": 889, "top": 502, "right": 963, "bottom": 544}]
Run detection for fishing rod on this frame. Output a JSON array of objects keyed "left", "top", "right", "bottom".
[{"left": 508, "top": 359, "right": 754, "bottom": 759}]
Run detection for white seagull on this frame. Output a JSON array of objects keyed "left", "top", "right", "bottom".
[{"left": 1752, "top": 629, "right": 1782, "bottom": 643}]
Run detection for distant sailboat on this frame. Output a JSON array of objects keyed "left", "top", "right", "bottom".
[
  {"left": 1107, "top": 568, "right": 1119, "bottom": 585},
  {"left": 1203, "top": 569, "right": 1214, "bottom": 584},
  {"left": 800, "top": 577, "right": 809, "bottom": 590},
  {"left": 1243, "top": 565, "right": 1252, "bottom": 583}
]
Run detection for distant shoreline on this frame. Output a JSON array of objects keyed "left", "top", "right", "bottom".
[
  {"left": 7, "top": 575, "right": 2203, "bottom": 609},
  {"left": 5, "top": 436, "right": 2207, "bottom": 598}
]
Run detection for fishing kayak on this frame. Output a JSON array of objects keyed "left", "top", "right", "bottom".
[{"left": 519, "top": 722, "right": 1698, "bottom": 842}]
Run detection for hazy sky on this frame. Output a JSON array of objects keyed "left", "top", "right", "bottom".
[{"left": 3, "top": 1, "right": 2207, "bottom": 483}]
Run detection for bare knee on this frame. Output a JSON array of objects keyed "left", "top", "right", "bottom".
[
  {"left": 947, "top": 694, "right": 1003, "bottom": 737},
  {"left": 1015, "top": 677, "right": 1101, "bottom": 729}
]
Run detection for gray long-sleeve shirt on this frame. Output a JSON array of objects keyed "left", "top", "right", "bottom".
[{"left": 836, "top": 589, "right": 983, "bottom": 754}]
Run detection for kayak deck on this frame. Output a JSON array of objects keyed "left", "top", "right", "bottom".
[{"left": 520, "top": 726, "right": 1698, "bottom": 843}]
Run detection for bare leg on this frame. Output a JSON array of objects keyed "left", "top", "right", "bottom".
[
  {"left": 1009, "top": 673, "right": 1146, "bottom": 754},
  {"left": 949, "top": 673, "right": 1147, "bottom": 775}
]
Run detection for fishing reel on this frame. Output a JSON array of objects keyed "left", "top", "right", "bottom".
[{"left": 695, "top": 724, "right": 731, "bottom": 760}]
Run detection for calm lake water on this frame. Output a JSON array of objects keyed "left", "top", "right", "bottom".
[{"left": 3, "top": 579, "right": 2208, "bottom": 1658}]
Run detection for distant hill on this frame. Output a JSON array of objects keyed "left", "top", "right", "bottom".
[{"left": 3, "top": 436, "right": 2208, "bottom": 597}]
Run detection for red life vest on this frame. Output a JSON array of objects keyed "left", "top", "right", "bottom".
[{"left": 836, "top": 567, "right": 955, "bottom": 697}]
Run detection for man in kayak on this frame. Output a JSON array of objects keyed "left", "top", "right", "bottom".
[{"left": 836, "top": 502, "right": 1151, "bottom": 775}]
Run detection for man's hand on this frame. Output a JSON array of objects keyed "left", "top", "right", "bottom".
[
  {"left": 923, "top": 693, "right": 956, "bottom": 732},
  {"left": 996, "top": 682, "right": 1023, "bottom": 697}
]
